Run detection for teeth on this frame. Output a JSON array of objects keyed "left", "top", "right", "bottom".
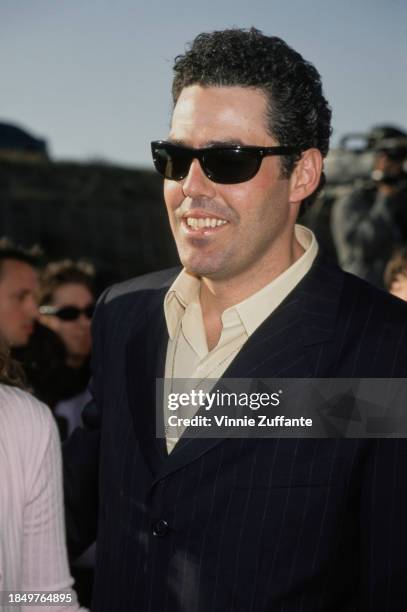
[
  {"left": 187, "top": 218, "right": 198, "bottom": 229},
  {"left": 186, "top": 217, "right": 227, "bottom": 229}
]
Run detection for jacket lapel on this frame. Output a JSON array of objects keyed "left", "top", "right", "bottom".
[{"left": 125, "top": 287, "right": 169, "bottom": 476}]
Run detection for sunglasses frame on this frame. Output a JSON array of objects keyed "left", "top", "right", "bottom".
[
  {"left": 151, "top": 140, "right": 301, "bottom": 184},
  {"left": 39, "top": 304, "right": 95, "bottom": 321}
]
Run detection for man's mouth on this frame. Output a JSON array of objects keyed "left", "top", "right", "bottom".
[
  {"left": 181, "top": 212, "right": 229, "bottom": 234},
  {"left": 186, "top": 217, "right": 227, "bottom": 230}
]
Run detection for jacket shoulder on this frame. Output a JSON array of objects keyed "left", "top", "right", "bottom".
[
  {"left": 335, "top": 270, "right": 407, "bottom": 374},
  {"left": 101, "top": 267, "right": 180, "bottom": 305},
  {"left": 341, "top": 270, "right": 407, "bottom": 324}
]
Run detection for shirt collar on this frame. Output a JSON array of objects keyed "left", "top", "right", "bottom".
[
  {"left": 232, "top": 224, "right": 318, "bottom": 335},
  {"left": 164, "top": 270, "right": 201, "bottom": 339}
]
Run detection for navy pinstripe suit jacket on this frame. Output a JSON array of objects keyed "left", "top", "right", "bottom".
[{"left": 64, "top": 253, "right": 407, "bottom": 611}]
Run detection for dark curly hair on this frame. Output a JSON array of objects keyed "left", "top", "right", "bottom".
[
  {"left": 172, "top": 28, "right": 332, "bottom": 212},
  {"left": 0, "top": 237, "right": 40, "bottom": 278}
]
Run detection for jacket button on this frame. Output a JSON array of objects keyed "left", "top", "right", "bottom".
[{"left": 152, "top": 519, "right": 169, "bottom": 537}]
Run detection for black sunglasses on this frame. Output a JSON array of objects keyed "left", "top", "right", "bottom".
[
  {"left": 39, "top": 304, "right": 95, "bottom": 321},
  {"left": 151, "top": 140, "right": 300, "bottom": 185}
]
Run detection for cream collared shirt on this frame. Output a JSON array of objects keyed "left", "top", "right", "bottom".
[{"left": 163, "top": 224, "right": 318, "bottom": 452}]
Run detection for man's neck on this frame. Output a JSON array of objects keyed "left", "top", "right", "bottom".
[{"left": 199, "top": 234, "right": 304, "bottom": 351}]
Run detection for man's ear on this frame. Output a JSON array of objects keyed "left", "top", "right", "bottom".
[{"left": 288, "top": 148, "right": 323, "bottom": 204}]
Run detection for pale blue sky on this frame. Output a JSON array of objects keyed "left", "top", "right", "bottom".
[{"left": 1, "top": 0, "right": 406, "bottom": 168}]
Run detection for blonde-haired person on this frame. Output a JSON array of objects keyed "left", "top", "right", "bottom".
[
  {"left": 0, "top": 337, "right": 87, "bottom": 612},
  {"left": 384, "top": 247, "right": 407, "bottom": 302},
  {"left": 39, "top": 259, "right": 95, "bottom": 372},
  {"left": 39, "top": 259, "right": 95, "bottom": 434}
]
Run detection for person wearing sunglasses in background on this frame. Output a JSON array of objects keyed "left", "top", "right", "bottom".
[
  {"left": 39, "top": 260, "right": 96, "bottom": 610},
  {"left": 64, "top": 29, "right": 407, "bottom": 611},
  {"left": 39, "top": 259, "right": 95, "bottom": 438}
]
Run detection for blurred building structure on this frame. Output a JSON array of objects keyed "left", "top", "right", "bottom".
[
  {"left": 0, "top": 124, "right": 178, "bottom": 290},
  {"left": 0, "top": 122, "right": 48, "bottom": 162}
]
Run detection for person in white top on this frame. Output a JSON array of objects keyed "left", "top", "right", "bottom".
[{"left": 0, "top": 338, "right": 86, "bottom": 612}]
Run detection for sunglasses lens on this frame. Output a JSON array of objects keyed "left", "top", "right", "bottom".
[
  {"left": 55, "top": 304, "right": 95, "bottom": 321},
  {"left": 204, "top": 149, "right": 260, "bottom": 184},
  {"left": 153, "top": 144, "right": 191, "bottom": 180},
  {"left": 57, "top": 307, "right": 79, "bottom": 321}
]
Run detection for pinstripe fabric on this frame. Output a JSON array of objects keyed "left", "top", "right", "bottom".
[
  {"left": 64, "top": 255, "right": 407, "bottom": 611},
  {"left": 0, "top": 386, "right": 84, "bottom": 611}
]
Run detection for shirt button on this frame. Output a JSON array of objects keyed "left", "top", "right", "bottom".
[{"left": 152, "top": 519, "right": 170, "bottom": 537}]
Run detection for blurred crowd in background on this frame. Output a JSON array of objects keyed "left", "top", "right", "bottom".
[
  {"left": 305, "top": 124, "right": 407, "bottom": 294},
  {"left": 0, "top": 245, "right": 96, "bottom": 607},
  {"left": 0, "top": 119, "right": 406, "bottom": 607}
]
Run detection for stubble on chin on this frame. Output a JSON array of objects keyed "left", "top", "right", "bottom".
[{"left": 178, "top": 240, "right": 237, "bottom": 280}]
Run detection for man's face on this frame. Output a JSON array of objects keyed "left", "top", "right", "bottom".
[
  {"left": 41, "top": 283, "right": 93, "bottom": 364},
  {"left": 0, "top": 259, "right": 39, "bottom": 347},
  {"left": 164, "top": 85, "right": 296, "bottom": 282}
]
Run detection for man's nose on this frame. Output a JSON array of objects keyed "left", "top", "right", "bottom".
[
  {"left": 181, "top": 159, "right": 217, "bottom": 199},
  {"left": 78, "top": 313, "right": 91, "bottom": 326}
]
